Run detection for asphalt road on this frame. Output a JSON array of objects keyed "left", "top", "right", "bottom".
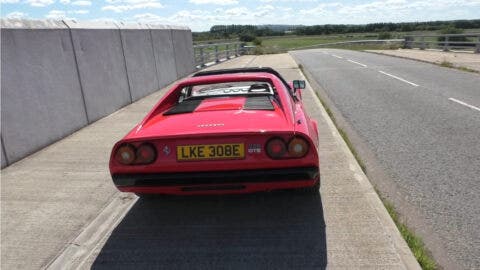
[{"left": 292, "top": 49, "right": 480, "bottom": 269}]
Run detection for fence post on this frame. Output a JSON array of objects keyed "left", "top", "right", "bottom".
[
  {"left": 403, "top": 36, "right": 411, "bottom": 49},
  {"left": 235, "top": 43, "right": 239, "bottom": 56},
  {"left": 200, "top": 47, "right": 205, "bottom": 67},
  {"left": 476, "top": 35, "right": 480, "bottom": 54},
  {"left": 215, "top": 45, "right": 219, "bottom": 63},
  {"left": 443, "top": 36, "right": 449, "bottom": 51},
  {"left": 226, "top": 44, "right": 230, "bottom": 59},
  {"left": 420, "top": 36, "right": 425, "bottom": 50}
]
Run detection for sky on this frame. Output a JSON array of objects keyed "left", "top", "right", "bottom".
[{"left": 1, "top": 0, "right": 480, "bottom": 31}]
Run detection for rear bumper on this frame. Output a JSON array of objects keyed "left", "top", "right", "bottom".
[{"left": 112, "top": 167, "right": 319, "bottom": 195}]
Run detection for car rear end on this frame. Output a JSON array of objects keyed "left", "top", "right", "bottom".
[
  {"left": 109, "top": 72, "right": 319, "bottom": 195},
  {"left": 110, "top": 131, "right": 319, "bottom": 195}
]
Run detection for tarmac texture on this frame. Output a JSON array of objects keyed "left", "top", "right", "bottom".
[{"left": 292, "top": 49, "right": 480, "bottom": 270}]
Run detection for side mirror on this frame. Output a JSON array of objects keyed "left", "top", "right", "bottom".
[{"left": 293, "top": 80, "right": 306, "bottom": 90}]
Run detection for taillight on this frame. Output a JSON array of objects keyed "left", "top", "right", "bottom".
[
  {"left": 115, "top": 144, "right": 136, "bottom": 165},
  {"left": 265, "top": 136, "right": 310, "bottom": 159},
  {"left": 114, "top": 143, "right": 157, "bottom": 165},
  {"left": 266, "top": 138, "right": 287, "bottom": 159},
  {"left": 288, "top": 137, "right": 309, "bottom": 158},
  {"left": 136, "top": 143, "right": 157, "bottom": 164}
]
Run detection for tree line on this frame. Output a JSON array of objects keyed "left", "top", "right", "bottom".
[{"left": 193, "top": 19, "right": 480, "bottom": 41}]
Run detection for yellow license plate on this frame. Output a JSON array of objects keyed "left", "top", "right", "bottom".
[{"left": 177, "top": 143, "right": 245, "bottom": 161}]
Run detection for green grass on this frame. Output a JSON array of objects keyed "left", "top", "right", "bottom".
[
  {"left": 440, "top": 60, "right": 455, "bottom": 68},
  {"left": 382, "top": 198, "right": 437, "bottom": 270},
  {"left": 439, "top": 61, "right": 478, "bottom": 74},
  {"left": 337, "top": 128, "right": 367, "bottom": 173},
  {"left": 302, "top": 65, "right": 437, "bottom": 269},
  {"left": 250, "top": 33, "right": 404, "bottom": 54}
]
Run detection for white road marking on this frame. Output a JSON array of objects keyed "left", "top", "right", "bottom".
[
  {"left": 448, "top": 98, "right": 480, "bottom": 112},
  {"left": 331, "top": 54, "right": 343, "bottom": 59},
  {"left": 347, "top": 59, "right": 367, "bottom": 67},
  {"left": 378, "top": 71, "right": 419, "bottom": 87}
]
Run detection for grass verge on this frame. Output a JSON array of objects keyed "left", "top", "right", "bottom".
[
  {"left": 440, "top": 61, "right": 478, "bottom": 73},
  {"left": 301, "top": 63, "right": 437, "bottom": 269},
  {"left": 381, "top": 196, "right": 437, "bottom": 270}
]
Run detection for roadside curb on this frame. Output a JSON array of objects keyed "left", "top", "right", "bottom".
[
  {"left": 291, "top": 52, "right": 421, "bottom": 270},
  {"left": 45, "top": 194, "right": 137, "bottom": 270}
]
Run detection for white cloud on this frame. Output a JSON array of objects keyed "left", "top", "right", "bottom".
[
  {"left": 71, "top": 0, "right": 91, "bottom": 6},
  {"left": 297, "top": 0, "right": 480, "bottom": 24},
  {"left": 59, "top": 0, "right": 70, "bottom": 3},
  {"left": 260, "top": 0, "right": 316, "bottom": 2},
  {"left": 1, "top": 0, "right": 20, "bottom": 3},
  {"left": 102, "top": 0, "right": 163, "bottom": 12},
  {"left": 26, "top": 0, "right": 54, "bottom": 7},
  {"left": 132, "top": 6, "right": 291, "bottom": 31},
  {"left": 45, "top": 9, "right": 73, "bottom": 19},
  {"left": 133, "top": 12, "right": 161, "bottom": 21},
  {"left": 73, "top": 9, "right": 89, "bottom": 14},
  {"left": 6, "top": 11, "right": 27, "bottom": 18},
  {"left": 189, "top": 0, "right": 238, "bottom": 5}
]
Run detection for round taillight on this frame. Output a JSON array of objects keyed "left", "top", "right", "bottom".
[
  {"left": 115, "top": 144, "right": 136, "bottom": 165},
  {"left": 266, "top": 138, "right": 287, "bottom": 159},
  {"left": 288, "top": 137, "right": 309, "bottom": 158},
  {"left": 136, "top": 143, "right": 157, "bottom": 164}
]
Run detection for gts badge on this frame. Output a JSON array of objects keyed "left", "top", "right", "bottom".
[{"left": 248, "top": 144, "right": 262, "bottom": 154}]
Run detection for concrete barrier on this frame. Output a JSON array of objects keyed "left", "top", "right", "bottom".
[
  {"left": 172, "top": 28, "right": 195, "bottom": 77},
  {"left": 1, "top": 139, "right": 6, "bottom": 168},
  {"left": 1, "top": 19, "right": 88, "bottom": 165},
  {"left": 117, "top": 22, "right": 159, "bottom": 102},
  {"left": 65, "top": 20, "right": 132, "bottom": 123},
  {"left": 1, "top": 19, "right": 194, "bottom": 168},
  {"left": 149, "top": 24, "right": 178, "bottom": 87}
]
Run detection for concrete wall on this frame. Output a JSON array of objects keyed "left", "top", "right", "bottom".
[
  {"left": 1, "top": 138, "right": 6, "bottom": 168},
  {"left": 118, "top": 22, "right": 159, "bottom": 102},
  {"left": 1, "top": 19, "right": 194, "bottom": 168},
  {"left": 149, "top": 25, "right": 179, "bottom": 88},
  {"left": 1, "top": 20, "right": 88, "bottom": 164},
  {"left": 172, "top": 28, "right": 195, "bottom": 77}
]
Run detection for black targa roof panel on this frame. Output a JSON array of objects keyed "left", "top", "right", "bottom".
[{"left": 193, "top": 67, "right": 292, "bottom": 91}]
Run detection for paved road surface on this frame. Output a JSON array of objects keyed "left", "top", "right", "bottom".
[{"left": 292, "top": 49, "right": 480, "bottom": 270}]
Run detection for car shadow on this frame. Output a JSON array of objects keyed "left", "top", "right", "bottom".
[{"left": 92, "top": 191, "right": 327, "bottom": 270}]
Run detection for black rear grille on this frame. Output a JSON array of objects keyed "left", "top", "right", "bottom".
[{"left": 113, "top": 167, "right": 318, "bottom": 187}]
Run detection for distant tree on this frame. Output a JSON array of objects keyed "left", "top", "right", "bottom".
[
  {"left": 253, "top": 38, "right": 262, "bottom": 46},
  {"left": 239, "top": 34, "right": 255, "bottom": 42},
  {"left": 378, "top": 32, "right": 392, "bottom": 39}
]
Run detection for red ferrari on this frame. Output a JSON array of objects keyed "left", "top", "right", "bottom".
[{"left": 109, "top": 68, "right": 320, "bottom": 195}]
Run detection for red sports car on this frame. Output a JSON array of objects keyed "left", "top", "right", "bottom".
[{"left": 109, "top": 67, "right": 320, "bottom": 195}]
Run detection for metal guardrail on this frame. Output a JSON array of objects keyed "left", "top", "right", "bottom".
[
  {"left": 404, "top": 33, "right": 480, "bottom": 53},
  {"left": 290, "top": 39, "right": 405, "bottom": 50},
  {"left": 193, "top": 42, "right": 245, "bottom": 68}
]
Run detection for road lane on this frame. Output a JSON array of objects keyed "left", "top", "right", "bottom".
[
  {"left": 324, "top": 49, "right": 480, "bottom": 106},
  {"left": 292, "top": 49, "right": 480, "bottom": 270}
]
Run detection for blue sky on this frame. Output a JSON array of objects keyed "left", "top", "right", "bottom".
[{"left": 1, "top": 0, "right": 480, "bottom": 31}]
